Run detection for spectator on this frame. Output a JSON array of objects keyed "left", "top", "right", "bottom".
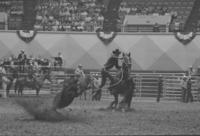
[
  {"left": 157, "top": 75, "right": 163, "bottom": 103},
  {"left": 54, "top": 52, "right": 63, "bottom": 69},
  {"left": 17, "top": 50, "right": 27, "bottom": 72},
  {"left": 186, "top": 77, "right": 193, "bottom": 103},
  {"left": 188, "top": 66, "right": 193, "bottom": 77},
  {"left": 174, "top": 21, "right": 180, "bottom": 32},
  {"left": 181, "top": 75, "right": 188, "bottom": 103},
  {"left": 153, "top": 23, "right": 160, "bottom": 32}
]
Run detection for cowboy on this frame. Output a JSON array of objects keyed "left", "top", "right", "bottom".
[
  {"left": 188, "top": 66, "right": 193, "bottom": 77},
  {"left": 92, "top": 49, "right": 122, "bottom": 100},
  {"left": 75, "top": 64, "right": 85, "bottom": 79},
  {"left": 99, "top": 49, "right": 122, "bottom": 89},
  {"left": 91, "top": 73, "right": 102, "bottom": 101},
  {"left": 17, "top": 50, "right": 27, "bottom": 72},
  {"left": 186, "top": 76, "right": 193, "bottom": 103},
  {"left": 181, "top": 75, "right": 188, "bottom": 103},
  {"left": 54, "top": 52, "right": 63, "bottom": 69},
  {"left": 157, "top": 75, "right": 163, "bottom": 103}
]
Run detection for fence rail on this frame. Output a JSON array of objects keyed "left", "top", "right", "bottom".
[{"left": 2, "top": 70, "right": 200, "bottom": 101}]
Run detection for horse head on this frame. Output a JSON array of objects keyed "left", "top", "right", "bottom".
[{"left": 121, "top": 52, "right": 132, "bottom": 80}]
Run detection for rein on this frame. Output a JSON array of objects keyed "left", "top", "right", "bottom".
[
  {"left": 109, "top": 55, "right": 131, "bottom": 88},
  {"left": 104, "top": 56, "right": 128, "bottom": 88},
  {"left": 109, "top": 68, "right": 124, "bottom": 88}
]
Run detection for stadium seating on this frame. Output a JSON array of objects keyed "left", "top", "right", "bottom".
[
  {"left": 0, "top": 0, "right": 198, "bottom": 32},
  {"left": 34, "top": 0, "right": 104, "bottom": 32},
  {"left": 120, "top": 0, "right": 195, "bottom": 32}
]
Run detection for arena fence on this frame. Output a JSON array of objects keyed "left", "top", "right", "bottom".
[
  {"left": 2, "top": 69, "right": 200, "bottom": 102},
  {"left": 50, "top": 70, "right": 199, "bottom": 102}
]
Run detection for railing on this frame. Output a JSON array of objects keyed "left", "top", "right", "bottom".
[
  {"left": 2, "top": 69, "right": 200, "bottom": 101},
  {"left": 89, "top": 71, "right": 188, "bottom": 101}
]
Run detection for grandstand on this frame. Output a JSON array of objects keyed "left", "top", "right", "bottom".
[{"left": 0, "top": 0, "right": 199, "bottom": 32}]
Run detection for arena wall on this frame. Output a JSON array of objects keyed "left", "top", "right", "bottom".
[{"left": 0, "top": 31, "right": 200, "bottom": 71}]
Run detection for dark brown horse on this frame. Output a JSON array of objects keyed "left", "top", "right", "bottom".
[
  {"left": 52, "top": 74, "right": 94, "bottom": 110},
  {"left": 93, "top": 53, "right": 135, "bottom": 111},
  {"left": 52, "top": 76, "right": 79, "bottom": 110},
  {"left": 0, "top": 65, "right": 19, "bottom": 97},
  {"left": 14, "top": 72, "right": 52, "bottom": 96}
]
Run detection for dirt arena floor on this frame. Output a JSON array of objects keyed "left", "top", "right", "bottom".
[{"left": 0, "top": 94, "right": 200, "bottom": 136}]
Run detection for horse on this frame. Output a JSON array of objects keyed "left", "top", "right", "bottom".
[
  {"left": 14, "top": 71, "right": 52, "bottom": 96},
  {"left": 52, "top": 76, "right": 79, "bottom": 110},
  {"left": 0, "top": 65, "right": 13, "bottom": 98},
  {"left": 52, "top": 74, "right": 95, "bottom": 110},
  {"left": 93, "top": 52, "right": 135, "bottom": 111}
]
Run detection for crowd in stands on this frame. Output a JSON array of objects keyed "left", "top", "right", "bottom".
[
  {"left": 119, "top": 2, "right": 171, "bottom": 16},
  {"left": 119, "top": 0, "right": 186, "bottom": 32},
  {"left": 0, "top": 0, "right": 23, "bottom": 15},
  {"left": 0, "top": 0, "right": 199, "bottom": 32},
  {"left": 34, "top": 0, "right": 105, "bottom": 32}
]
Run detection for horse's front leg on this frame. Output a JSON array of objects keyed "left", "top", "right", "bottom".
[
  {"left": 36, "top": 88, "right": 40, "bottom": 96},
  {"left": 108, "top": 93, "right": 118, "bottom": 109},
  {"left": 6, "top": 81, "right": 13, "bottom": 97},
  {"left": 18, "top": 86, "right": 24, "bottom": 96},
  {"left": 14, "top": 80, "right": 18, "bottom": 94},
  {"left": 118, "top": 97, "right": 126, "bottom": 111},
  {"left": 113, "top": 94, "right": 118, "bottom": 109},
  {"left": 35, "top": 85, "right": 40, "bottom": 96}
]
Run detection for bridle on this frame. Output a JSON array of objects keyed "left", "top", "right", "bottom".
[{"left": 109, "top": 55, "right": 130, "bottom": 88}]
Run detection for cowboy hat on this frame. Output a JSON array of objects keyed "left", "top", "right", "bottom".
[
  {"left": 78, "top": 64, "right": 83, "bottom": 67},
  {"left": 112, "top": 49, "right": 121, "bottom": 55}
]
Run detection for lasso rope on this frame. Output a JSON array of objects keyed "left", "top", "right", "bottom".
[
  {"left": 104, "top": 55, "right": 131, "bottom": 89},
  {"left": 109, "top": 68, "right": 124, "bottom": 88},
  {"left": 104, "top": 58, "right": 128, "bottom": 89}
]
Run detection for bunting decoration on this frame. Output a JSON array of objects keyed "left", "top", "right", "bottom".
[
  {"left": 17, "top": 30, "right": 37, "bottom": 43},
  {"left": 96, "top": 30, "right": 117, "bottom": 45},
  {"left": 175, "top": 31, "right": 196, "bottom": 45}
]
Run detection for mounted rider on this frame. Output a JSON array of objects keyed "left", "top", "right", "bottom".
[
  {"left": 74, "top": 64, "right": 86, "bottom": 95},
  {"left": 74, "top": 64, "right": 85, "bottom": 79},
  {"left": 99, "top": 49, "right": 122, "bottom": 89},
  {"left": 17, "top": 50, "right": 27, "bottom": 72}
]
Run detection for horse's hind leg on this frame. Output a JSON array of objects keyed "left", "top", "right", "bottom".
[
  {"left": 113, "top": 94, "right": 118, "bottom": 109},
  {"left": 36, "top": 88, "right": 40, "bottom": 96},
  {"left": 118, "top": 96, "right": 126, "bottom": 110},
  {"left": 6, "top": 81, "right": 12, "bottom": 97},
  {"left": 18, "top": 87, "right": 23, "bottom": 96},
  {"left": 127, "top": 82, "right": 135, "bottom": 110},
  {"left": 14, "top": 81, "right": 18, "bottom": 94},
  {"left": 108, "top": 94, "right": 118, "bottom": 109}
]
